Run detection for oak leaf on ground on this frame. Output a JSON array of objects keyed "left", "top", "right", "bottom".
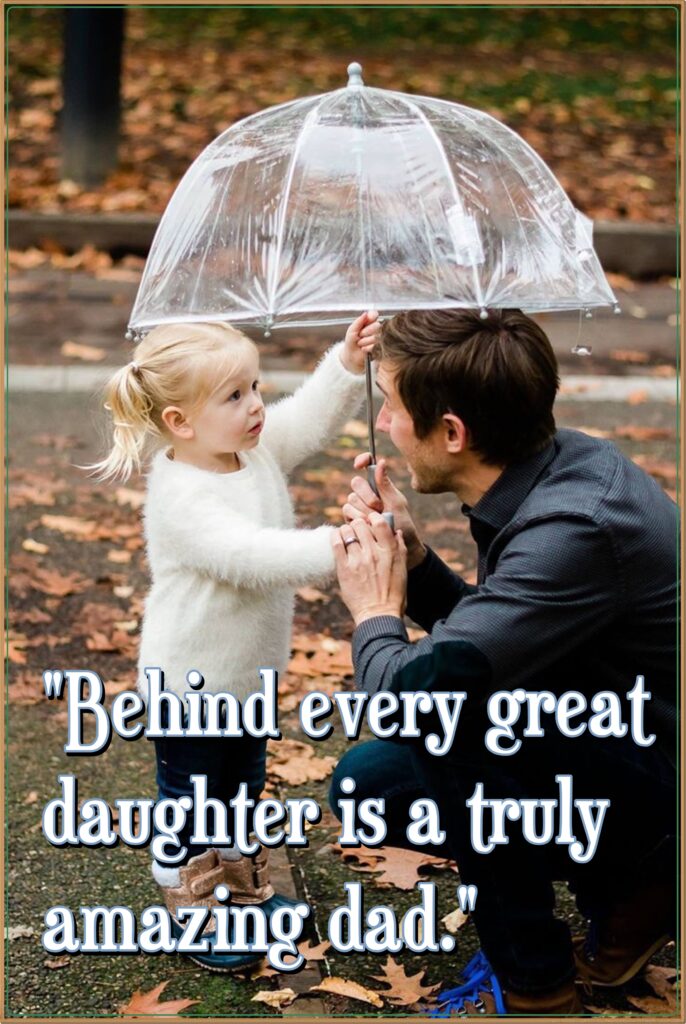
[
  {"left": 331, "top": 844, "right": 457, "bottom": 890},
  {"left": 370, "top": 957, "right": 441, "bottom": 1006},
  {"left": 118, "top": 980, "right": 199, "bottom": 1015},
  {"left": 267, "top": 737, "right": 337, "bottom": 786}
]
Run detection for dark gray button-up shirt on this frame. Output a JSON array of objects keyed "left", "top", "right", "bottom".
[{"left": 352, "top": 429, "right": 678, "bottom": 764}]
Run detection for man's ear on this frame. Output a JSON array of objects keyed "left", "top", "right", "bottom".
[
  {"left": 161, "top": 405, "right": 194, "bottom": 440},
  {"left": 441, "top": 412, "right": 468, "bottom": 453}
]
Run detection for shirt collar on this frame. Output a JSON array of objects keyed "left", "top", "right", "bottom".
[{"left": 463, "top": 438, "right": 557, "bottom": 530}]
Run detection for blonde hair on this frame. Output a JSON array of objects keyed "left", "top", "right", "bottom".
[{"left": 91, "top": 322, "right": 257, "bottom": 482}]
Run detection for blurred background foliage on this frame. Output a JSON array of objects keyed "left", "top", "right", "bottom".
[{"left": 7, "top": 5, "right": 679, "bottom": 221}]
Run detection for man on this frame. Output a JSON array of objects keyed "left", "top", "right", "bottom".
[{"left": 329, "top": 308, "right": 677, "bottom": 1016}]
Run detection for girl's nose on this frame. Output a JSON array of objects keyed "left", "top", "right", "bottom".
[{"left": 250, "top": 394, "right": 264, "bottom": 414}]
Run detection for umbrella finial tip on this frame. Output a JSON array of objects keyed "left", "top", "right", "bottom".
[
  {"left": 479, "top": 307, "right": 488, "bottom": 320},
  {"left": 347, "top": 62, "right": 364, "bottom": 87}
]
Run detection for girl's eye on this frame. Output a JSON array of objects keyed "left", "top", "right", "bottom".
[
  {"left": 228, "top": 389, "right": 241, "bottom": 402},
  {"left": 252, "top": 380, "right": 260, "bottom": 391}
]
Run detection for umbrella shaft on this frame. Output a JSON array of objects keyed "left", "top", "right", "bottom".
[{"left": 365, "top": 354, "right": 377, "bottom": 464}]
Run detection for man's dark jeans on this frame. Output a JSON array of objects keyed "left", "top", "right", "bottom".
[
  {"left": 329, "top": 731, "right": 676, "bottom": 993},
  {"left": 153, "top": 734, "right": 267, "bottom": 865}
]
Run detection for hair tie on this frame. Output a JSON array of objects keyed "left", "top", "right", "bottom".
[{"left": 129, "top": 361, "right": 140, "bottom": 375}]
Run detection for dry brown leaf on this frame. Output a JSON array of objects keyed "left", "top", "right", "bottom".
[
  {"left": 334, "top": 845, "right": 387, "bottom": 873},
  {"left": 267, "top": 737, "right": 337, "bottom": 786},
  {"left": 627, "top": 389, "right": 649, "bottom": 405},
  {"left": 609, "top": 348, "right": 650, "bottom": 363},
  {"left": 118, "top": 980, "right": 199, "bottom": 1015},
  {"left": 331, "top": 844, "right": 456, "bottom": 890},
  {"left": 296, "top": 586, "right": 329, "bottom": 603},
  {"left": 40, "top": 514, "right": 98, "bottom": 538},
  {"left": 8, "top": 674, "right": 44, "bottom": 705},
  {"left": 6, "top": 925, "right": 35, "bottom": 940},
  {"left": 341, "top": 419, "right": 369, "bottom": 439},
  {"left": 115, "top": 486, "right": 146, "bottom": 509},
  {"left": 625, "top": 965, "right": 679, "bottom": 1015},
  {"left": 251, "top": 988, "right": 297, "bottom": 1009},
  {"left": 107, "top": 549, "right": 132, "bottom": 564},
  {"left": 614, "top": 425, "right": 674, "bottom": 441},
  {"left": 8, "top": 247, "right": 47, "bottom": 269},
  {"left": 288, "top": 633, "right": 352, "bottom": 678},
  {"left": 311, "top": 976, "right": 384, "bottom": 1008},
  {"left": 22, "top": 538, "right": 49, "bottom": 554},
  {"left": 60, "top": 340, "right": 107, "bottom": 362},
  {"left": 649, "top": 364, "right": 677, "bottom": 378},
  {"left": 298, "top": 937, "right": 332, "bottom": 961},
  {"left": 370, "top": 956, "right": 441, "bottom": 1006},
  {"left": 372, "top": 847, "right": 457, "bottom": 890},
  {"left": 23, "top": 790, "right": 39, "bottom": 805},
  {"left": 44, "top": 955, "right": 71, "bottom": 970},
  {"left": 7, "top": 636, "right": 28, "bottom": 664},
  {"left": 31, "top": 568, "right": 89, "bottom": 597},
  {"left": 442, "top": 906, "right": 470, "bottom": 934},
  {"left": 11, "top": 607, "right": 51, "bottom": 625}
]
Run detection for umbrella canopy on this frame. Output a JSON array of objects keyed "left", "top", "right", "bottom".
[{"left": 128, "top": 63, "right": 617, "bottom": 340}]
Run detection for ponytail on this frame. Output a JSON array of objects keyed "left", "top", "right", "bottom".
[
  {"left": 87, "top": 321, "right": 256, "bottom": 483},
  {"left": 89, "top": 362, "right": 158, "bottom": 482}
]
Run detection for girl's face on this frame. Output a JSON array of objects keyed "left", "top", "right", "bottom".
[{"left": 185, "top": 345, "right": 265, "bottom": 466}]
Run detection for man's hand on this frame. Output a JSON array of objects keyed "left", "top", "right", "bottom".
[
  {"left": 332, "top": 514, "right": 408, "bottom": 626},
  {"left": 339, "top": 310, "right": 381, "bottom": 374},
  {"left": 343, "top": 455, "right": 427, "bottom": 570}
]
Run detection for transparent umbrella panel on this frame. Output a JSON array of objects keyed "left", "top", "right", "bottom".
[{"left": 128, "top": 70, "right": 616, "bottom": 336}]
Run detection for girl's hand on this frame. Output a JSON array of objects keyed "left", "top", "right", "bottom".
[
  {"left": 340, "top": 310, "right": 382, "bottom": 374},
  {"left": 343, "top": 455, "right": 427, "bottom": 570},
  {"left": 332, "top": 514, "right": 408, "bottom": 626}
]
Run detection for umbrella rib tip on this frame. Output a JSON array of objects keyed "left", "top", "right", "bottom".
[{"left": 347, "top": 62, "right": 364, "bottom": 88}]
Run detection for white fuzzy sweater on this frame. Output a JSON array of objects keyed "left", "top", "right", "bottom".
[{"left": 138, "top": 343, "right": 365, "bottom": 700}]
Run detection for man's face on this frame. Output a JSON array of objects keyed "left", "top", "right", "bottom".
[{"left": 375, "top": 361, "right": 454, "bottom": 494}]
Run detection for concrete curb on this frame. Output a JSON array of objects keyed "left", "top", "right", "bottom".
[
  {"left": 7, "top": 210, "right": 678, "bottom": 279},
  {"left": 7, "top": 364, "right": 679, "bottom": 401}
]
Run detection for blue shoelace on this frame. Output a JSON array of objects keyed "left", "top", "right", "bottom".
[{"left": 430, "top": 951, "right": 507, "bottom": 1016}]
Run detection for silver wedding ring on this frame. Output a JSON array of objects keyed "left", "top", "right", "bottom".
[{"left": 343, "top": 536, "right": 360, "bottom": 547}]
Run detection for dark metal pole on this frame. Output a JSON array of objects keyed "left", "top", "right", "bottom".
[{"left": 61, "top": 8, "right": 125, "bottom": 186}]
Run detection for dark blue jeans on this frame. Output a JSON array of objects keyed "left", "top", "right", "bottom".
[
  {"left": 330, "top": 732, "right": 676, "bottom": 993},
  {"left": 154, "top": 734, "right": 267, "bottom": 865}
]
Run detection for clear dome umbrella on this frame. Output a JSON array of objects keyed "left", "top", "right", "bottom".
[{"left": 128, "top": 62, "right": 618, "bottom": 484}]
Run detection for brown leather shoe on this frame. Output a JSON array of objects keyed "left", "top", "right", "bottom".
[
  {"left": 218, "top": 845, "right": 275, "bottom": 904},
  {"left": 157, "top": 848, "right": 225, "bottom": 929},
  {"left": 574, "top": 878, "right": 674, "bottom": 988}
]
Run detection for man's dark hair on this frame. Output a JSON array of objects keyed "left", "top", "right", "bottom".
[{"left": 378, "top": 308, "right": 560, "bottom": 465}]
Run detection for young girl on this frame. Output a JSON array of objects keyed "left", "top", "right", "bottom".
[{"left": 94, "top": 313, "right": 379, "bottom": 970}]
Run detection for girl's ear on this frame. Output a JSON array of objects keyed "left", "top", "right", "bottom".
[{"left": 161, "top": 406, "right": 194, "bottom": 440}]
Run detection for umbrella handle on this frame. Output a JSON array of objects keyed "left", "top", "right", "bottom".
[{"left": 367, "top": 465, "right": 395, "bottom": 532}]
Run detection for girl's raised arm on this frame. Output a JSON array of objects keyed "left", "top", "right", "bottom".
[{"left": 260, "top": 343, "right": 366, "bottom": 475}]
